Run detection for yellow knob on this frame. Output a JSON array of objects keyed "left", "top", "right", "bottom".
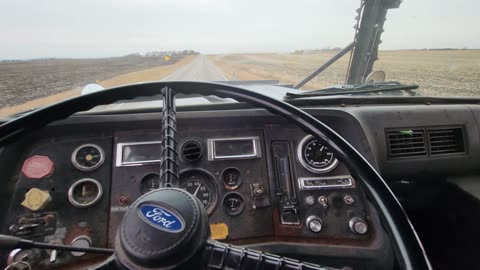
[{"left": 21, "top": 188, "right": 51, "bottom": 211}]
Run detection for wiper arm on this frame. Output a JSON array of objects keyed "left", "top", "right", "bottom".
[{"left": 284, "top": 82, "right": 418, "bottom": 100}]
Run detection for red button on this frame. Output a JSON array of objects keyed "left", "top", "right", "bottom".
[{"left": 22, "top": 155, "right": 54, "bottom": 179}]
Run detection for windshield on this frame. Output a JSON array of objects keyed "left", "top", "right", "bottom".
[{"left": 1, "top": 0, "right": 479, "bottom": 116}]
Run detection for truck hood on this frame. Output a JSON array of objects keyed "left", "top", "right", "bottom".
[{"left": 88, "top": 80, "right": 302, "bottom": 112}]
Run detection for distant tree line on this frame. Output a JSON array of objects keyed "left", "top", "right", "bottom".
[
  {"left": 292, "top": 47, "right": 343, "bottom": 54},
  {"left": 144, "top": 50, "right": 199, "bottom": 57}
]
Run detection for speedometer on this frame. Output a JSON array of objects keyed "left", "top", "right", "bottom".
[
  {"left": 298, "top": 135, "right": 339, "bottom": 173},
  {"left": 179, "top": 169, "right": 217, "bottom": 215}
]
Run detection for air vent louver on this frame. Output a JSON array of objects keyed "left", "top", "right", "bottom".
[
  {"left": 428, "top": 127, "right": 465, "bottom": 155},
  {"left": 181, "top": 140, "right": 202, "bottom": 162},
  {"left": 387, "top": 129, "right": 427, "bottom": 158}
]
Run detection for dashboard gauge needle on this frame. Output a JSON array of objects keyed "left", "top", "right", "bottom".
[{"left": 193, "top": 184, "right": 202, "bottom": 196}]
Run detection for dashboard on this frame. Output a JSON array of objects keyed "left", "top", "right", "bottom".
[{"left": 3, "top": 103, "right": 479, "bottom": 269}]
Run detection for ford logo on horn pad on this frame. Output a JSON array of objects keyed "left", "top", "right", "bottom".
[{"left": 139, "top": 204, "right": 184, "bottom": 232}]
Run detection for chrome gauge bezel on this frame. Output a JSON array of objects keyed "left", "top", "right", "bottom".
[
  {"left": 221, "top": 167, "right": 242, "bottom": 190},
  {"left": 222, "top": 192, "right": 245, "bottom": 216},
  {"left": 71, "top": 144, "right": 105, "bottom": 171},
  {"left": 68, "top": 178, "right": 103, "bottom": 208},
  {"left": 179, "top": 169, "right": 218, "bottom": 215},
  {"left": 297, "top": 135, "right": 339, "bottom": 173}
]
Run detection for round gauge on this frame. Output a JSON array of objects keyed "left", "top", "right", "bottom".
[
  {"left": 71, "top": 144, "right": 105, "bottom": 171},
  {"left": 179, "top": 170, "right": 217, "bottom": 214},
  {"left": 140, "top": 173, "right": 160, "bottom": 194},
  {"left": 222, "top": 192, "right": 245, "bottom": 216},
  {"left": 298, "top": 135, "right": 339, "bottom": 173},
  {"left": 68, "top": 178, "right": 103, "bottom": 208},
  {"left": 221, "top": 168, "right": 242, "bottom": 190}
]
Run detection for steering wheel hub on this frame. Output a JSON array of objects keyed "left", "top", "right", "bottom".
[{"left": 115, "top": 188, "right": 210, "bottom": 269}]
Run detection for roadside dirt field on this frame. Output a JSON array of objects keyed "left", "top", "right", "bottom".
[
  {"left": 211, "top": 50, "right": 480, "bottom": 96},
  {"left": 0, "top": 55, "right": 193, "bottom": 117},
  {"left": 1, "top": 50, "right": 479, "bottom": 117}
]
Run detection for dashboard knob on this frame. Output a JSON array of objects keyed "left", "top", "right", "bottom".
[
  {"left": 306, "top": 215, "right": 323, "bottom": 233},
  {"left": 305, "top": 196, "right": 315, "bottom": 206},
  {"left": 349, "top": 217, "right": 368, "bottom": 234},
  {"left": 70, "top": 235, "right": 92, "bottom": 257}
]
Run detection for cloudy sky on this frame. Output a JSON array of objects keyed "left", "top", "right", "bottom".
[{"left": 0, "top": 0, "right": 478, "bottom": 59}]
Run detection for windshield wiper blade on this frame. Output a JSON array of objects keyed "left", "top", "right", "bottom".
[{"left": 284, "top": 82, "right": 418, "bottom": 100}]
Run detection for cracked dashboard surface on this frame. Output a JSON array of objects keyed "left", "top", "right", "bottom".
[{"left": 0, "top": 107, "right": 398, "bottom": 269}]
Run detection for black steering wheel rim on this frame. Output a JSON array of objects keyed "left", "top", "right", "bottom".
[{"left": 0, "top": 81, "right": 430, "bottom": 269}]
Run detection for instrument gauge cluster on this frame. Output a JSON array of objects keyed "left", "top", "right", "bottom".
[{"left": 297, "top": 135, "right": 339, "bottom": 173}]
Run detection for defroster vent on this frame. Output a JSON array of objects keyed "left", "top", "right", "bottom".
[
  {"left": 387, "top": 129, "right": 427, "bottom": 158},
  {"left": 428, "top": 127, "right": 465, "bottom": 155}
]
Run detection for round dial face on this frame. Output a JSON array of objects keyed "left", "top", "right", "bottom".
[
  {"left": 222, "top": 192, "right": 245, "bottom": 216},
  {"left": 221, "top": 168, "right": 241, "bottom": 189},
  {"left": 68, "top": 178, "right": 103, "bottom": 208},
  {"left": 299, "top": 136, "right": 338, "bottom": 173},
  {"left": 179, "top": 170, "right": 217, "bottom": 214},
  {"left": 72, "top": 144, "right": 104, "bottom": 171},
  {"left": 140, "top": 173, "right": 160, "bottom": 194}
]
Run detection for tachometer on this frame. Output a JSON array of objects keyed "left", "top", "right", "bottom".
[
  {"left": 71, "top": 144, "right": 105, "bottom": 171},
  {"left": 179, "top": 170, "right": 217, "bottom": 214},
  {"left": 298, "top": 135, "right": 339, "bottom": 173}
]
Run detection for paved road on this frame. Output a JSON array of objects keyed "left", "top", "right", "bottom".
[{"left": 162, "top": 55, "right": 227, "bottom": 81}]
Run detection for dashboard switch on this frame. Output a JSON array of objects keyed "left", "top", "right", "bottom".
[
  {"left": 281, "top": 205, "right": 300, "bottom": 225},
  {"left": 250, "top": 183, "right": 270, "bottom": 209},
  {"left": 318, "top": 196, "right": 328, "bottom": 208},
  {"left": 344, "top": 195, "right": 355, "bottom": 205},
  {"left": 47, "top": 239, "right": 63, "bottom": 263},
  {"left": 306, "top": 216, "right": 323, "bottom": 233},
  {"left": 349, "top": 217, "right": 368, "bottom": 234},
  {"left": 21, "top": 188, "right": 51, "bottom": 211}
]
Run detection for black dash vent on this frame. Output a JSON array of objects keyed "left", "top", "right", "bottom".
[
  {"left": 428, "top": 127, "right": 465, "bottom": 155},
  {"left": 387, "top": 129, "right": 427, "bottom": 158},
  {"left": 181, "top": 140, "right": 203, "bottom": 162}
]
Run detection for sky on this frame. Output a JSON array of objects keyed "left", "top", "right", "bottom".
[{"left": 0, "top": 0, "right": 479, "bottom": 59}]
